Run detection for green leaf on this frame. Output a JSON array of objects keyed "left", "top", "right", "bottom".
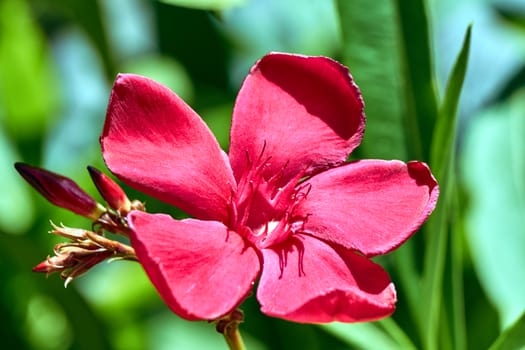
[
  {"left": 0, "top": 0, "right": 59, "bottom": 139},
  {"left": 322, "top": 319, "right": 416, "bottom": 350},
  {"left": 431, "top": 25, "right": 472, "bottom": 177},
  {"left": 159, "top": 0, "right": 244, "bottom": 11},
  {"left": 0, "top": 126, "right": 34, "bottom": 234},
  {"left": 336, "top": 0, "right": 438, "bottom": 161},
  {"left": 336, "top": 0, "right": 407, "bottom": 160},
  {"left": 337, "top": 2, "right": 441, "bottom": 345},
  {"left": 394, "top": 0, "right": 439, "bottom": 161},
  {"left": 461, "top": 89, "right": 525, "bottom": 328},
  {"left": 421, "top": 25, "right": 471, "bottom": 350},
  {"left": 489, "top": 312, "right": 525, "bottom": 350}
]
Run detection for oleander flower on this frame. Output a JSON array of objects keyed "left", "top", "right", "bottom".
[{"left": 100, "top": 52, "right": 438, "bottom": 323}]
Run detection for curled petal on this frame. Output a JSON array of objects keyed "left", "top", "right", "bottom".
[
  {"left": 297, "top": 160, "right": 439, "bottom": 256},
  {"left": 101, "top": 74, "right": 236, "bottom": 222},
  {"left": 257, "top": 234, "right": 396, "bottom": 323},
  {"left": 229, "top": 52, "right": 365, "bottom": 185},
  {"left": 129, "top": 211, "right": 260, "bottom": 320}
]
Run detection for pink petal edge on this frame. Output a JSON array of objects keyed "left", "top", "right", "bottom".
[
  {"left": 229, "top": 52, "right": 365, "bottom": 185},
  {"left": 101, "top": 74, "right": 236, "bottom": 222},
  {"left": 297, "top": 160, "right": 439, "bottom": 257},
  {"left": 257, "top": 234, "right": 396, "bottom": 323},
  {"left": 129, "top": 211, "right": 260, "bottom": 320}
]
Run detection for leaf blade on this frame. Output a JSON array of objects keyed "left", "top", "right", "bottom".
[
  {"left": 336, "top": 0, "right": 408, "bottom": 160},
  {"left": 422, "top": 25, "right": 472, "bottom": 350},
  {"left": 159, "top": 0, "right": 244, "bottom": 10}
]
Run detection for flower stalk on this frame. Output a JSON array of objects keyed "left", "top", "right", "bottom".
[{"left": 216, "top": 310, "right": 246, "bottom": 350}]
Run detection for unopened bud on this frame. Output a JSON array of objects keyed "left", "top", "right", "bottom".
[
  {"left": 32, "top": 226, "right": 137, "bottom": 286},
  {"left": 15, "top": 163, "right": 104, "bottom": 220},
  {"left": 87, "top": 166, "right": 131, "bottom": 215},
  {"left": 33, "top": 256, "right": 65, "bottom": 274}
]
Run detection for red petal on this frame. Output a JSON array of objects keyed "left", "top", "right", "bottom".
[
  {"left": 129, "top": 211, "right": 260, "bottom": 320},
  {"left": 101, "top": 74, "right": 235, "bottom": 222},
  {"left": 257, "top": 234, "right": 395, "bottom": 323},
  {"left": 229, "top": 53, "right": 365, "bottom": 184},
  {"left": 297, "top": 160, "right": 439, "bottom": 256}
]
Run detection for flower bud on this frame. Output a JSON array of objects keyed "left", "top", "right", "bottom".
[
  {"left": 15, "top": 163, "right": 105, "bottom": 220},
  {"left": 87, "top": 166, "right": 131, "bottom": 215},
  {"left": 33, "top": 257, "right": 65, "bottom": 274}
]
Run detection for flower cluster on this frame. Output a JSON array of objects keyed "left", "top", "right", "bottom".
[{"left": 15, "top": 163, "right": 143, "bottom": 285}]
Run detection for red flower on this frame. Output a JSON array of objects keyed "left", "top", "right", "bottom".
[{"left": 100, "top": 53, "right": 438, "bottom": 323}]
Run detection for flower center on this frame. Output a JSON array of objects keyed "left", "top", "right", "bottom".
[{"left": 230, "top": 150, "right": 309, "bottom": 249}]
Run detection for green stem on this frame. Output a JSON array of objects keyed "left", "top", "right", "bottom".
[
  {"left": 216, "top": 309, "right": 246, "bottom": 350},
  {"left": 223, "top": 321, "right": 246, "bottom": 350}
]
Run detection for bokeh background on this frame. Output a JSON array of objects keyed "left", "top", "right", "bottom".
[{"left": 1, "top": 0, "right": 524, "bottom": 349}]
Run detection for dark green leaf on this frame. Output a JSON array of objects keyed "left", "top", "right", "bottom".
[
  {"left": 336, "top": 0, "right": 408, "bottom": 160},
  {"left": 159, "top": 0, "right": 244, "bottom": 11},
  {"left": 395, "top": 0, "right": 439, "bottom": 161},
  {"left": 489, "top": 312, "right": 525, "bottom": 350}
]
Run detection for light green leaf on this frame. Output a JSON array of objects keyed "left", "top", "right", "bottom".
[
  {"left": 461, "top": 89, "right": 525, "bottom": 329},
  {"left": 431, "top": 25, "right": 472, "bottom": 177},
  {"left": 322, "top": 319, "right": 416, "bottom": 350},
  {"left": 147, "top": 310, "right": 267, "bottom": 350},
  {"left": 0, "top": 126, "right": 34, "bottom": 234},
  {"left": 159, "top": 0, "right": 244, "bottom": 11},
  {"left": 489, "top": 312, "right": 525, "bottom": 350},
  {"left": 0, "top": 0, "right": 59, "bottom": 139}
]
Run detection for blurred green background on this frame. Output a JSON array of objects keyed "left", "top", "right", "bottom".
[{"left": 1, "top": 0, "right": 524, "bottom": 349}]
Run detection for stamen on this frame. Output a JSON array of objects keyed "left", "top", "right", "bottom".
[{"left": 232, "top": 142, "right": 311, "bottom": 250}]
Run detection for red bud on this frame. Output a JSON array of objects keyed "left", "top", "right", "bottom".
[
  {"left": 87, "top": 166, "right": 131, "bottom": 215},
  {"left": 15, "top": 163, "right": 104, "bottom": 220}
]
